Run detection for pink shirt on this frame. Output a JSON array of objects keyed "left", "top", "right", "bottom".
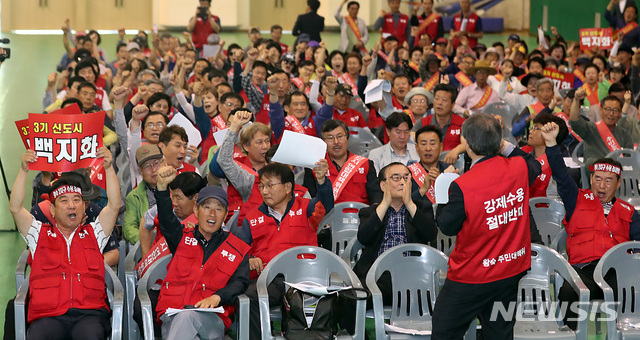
[{"left": 453, "top": 82, "right": 500, "bottom": 116}]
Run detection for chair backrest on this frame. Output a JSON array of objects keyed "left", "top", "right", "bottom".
[
  {"left": 594, "top": 241, "right": 640, "bottom": 321},
  {"left": 366, "top": 244, "right": 448, "bottom": 328},
  {"left": 15, "top": 249, "right": 29, "bottom": 292},
  {"left": 571, "top": 141, "right": 584, "bottom": 165},
  {"left": 105, "top": 264, "right": 124, "bottom": 340},
  {"left": 550, "top": 229, "right": 568, "bottom": 259},
  {"left": 606, "top": 149, "right": 640, "bottom": 206},
  {"left": 225, "top": 210, "right": 240, "bottom": 232},
  {"left": 435, "top": 229, "right": 456, "bottom": 256},
  {"left": 529, "top": 197, "right": 565, "bottom": 246},
  {"left": 347, "top": 127, "right": 383, "bottom": 157},
  {"left": 480, "top": 101, "right": 518, "bottom": 144},
  {"left": 438, "top": 151, "right": 465, "bottom": 173},
  {"left": 140, "top": 255, "right": 172, "bottom": 291},
  {"left": 318, "top": 202, "right": 368, "bottom": 257},
  {"left": 342, "top": 238, "right": 365, "bottom": 268}
]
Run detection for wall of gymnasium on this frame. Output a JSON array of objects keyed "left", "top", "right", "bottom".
[{"left": 529, "top": 0, "right": 608, "bottom": 41}]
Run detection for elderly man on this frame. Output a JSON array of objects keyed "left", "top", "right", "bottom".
[
  {"left": 10, "top": 147, "right": 120, "bottom": 339},
  {"left": 512, "top": 77, "right": 561, "bottom": 138},
  {"left": 454, "top": 60, "right": 500, "bottom": 117},
  {"left": 405, "top": 87, "right": 431, "bottom": 125},
  {"left": 335, "top": 0, "right": 369, "bottom": 54},
  {"left": 154, "top": 167, "right": 249, "bottom": 340},
  {"left": 541, "top": 121, "right": 640, "bottom": 330},
  {"left": 369, "top": 112, "right": 420, "bottom": 172},
  {"left": 432, "top": 114, "right": 541, "bottom": 339}
]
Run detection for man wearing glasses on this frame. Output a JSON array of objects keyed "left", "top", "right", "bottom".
[
  {"left": 570, "top": 89, "right": 634, "bottom": 165},
  {"left": 304, "top": 119, "right": 382, "bottom": 204},
  {"left": 239, "top": 161, "right": 333, "bottom": 340}
]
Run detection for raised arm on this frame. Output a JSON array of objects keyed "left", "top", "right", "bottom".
[
  {"left": 97, "top": 147, "right": 121, "bottom": 237},
  {"left": 9, "top": 151, "right": 38, "bottom": 237}
]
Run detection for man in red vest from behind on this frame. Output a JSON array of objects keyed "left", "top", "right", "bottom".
[
  {"left": 542, "top": 121, "right": 640, "bottom": 330},
  {"left": 432, "top": 114, "right": 541, "bottom": 339},
  {"left": 10, "top": 147, "right": 121, "bottom": 339}
]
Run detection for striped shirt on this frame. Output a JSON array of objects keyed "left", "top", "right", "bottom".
[{"left": 23, "top": 216, "right": 109, "bottom": 258}]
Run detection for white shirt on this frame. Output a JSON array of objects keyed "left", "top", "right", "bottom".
[{"left": 24, "top": 216, "right": 109, "bottom": 259}]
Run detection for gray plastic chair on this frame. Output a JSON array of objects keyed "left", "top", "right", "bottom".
[
  {"left": 15, "top": 264, "right": 124, "bottom": 340},
  {"left": 256, "top": 246, "right": 367, "bottom": 340},
  {"left": 225, "top": 209, "right": 240, "bottom": 231},
  {"left": 125, "top": 241, "right": 143, "bottom": 340},
  {"left": 318, "top": 201, "right": 369, "bottom": 258},
  {"left": 438, "top": 151, "right": 465, "bottom": 174},
  {"left": 594, "top": 241, "right": 640, "bottom": 340},
  {"left": 342, "top": 238, "right": 365, "bottom": 268},
  {"left": 480, "top": 101, "right": 519, "bottom": 145},
  {"left": 138, "top": 254, "right": 172, "bottom": 340},
  {"left": 117, "top": 239, "right": 127, "bottom": 285},
  {"left": 514, "top": 244, "right": 589, "bottom": 340},
  {"left": 435, "top": 229, "right": 456, "bottom": 256},
  {"left": 529, "top": 197, "right": 566, "bottom": 246},
  {"left": 15, "top": 249, "right": 29, "bottom": 293},
  {"left": 570, "top": 142, "right": 589, "bottom": 189},
  {"left": 606, "top": 149, "right": 640, "bottom": 208},
  {"left": 366, "top": 243, "right": 448, "bottom": 339},
  {"left": 347, "top": 127, "right": 383, "bottom": 157}
]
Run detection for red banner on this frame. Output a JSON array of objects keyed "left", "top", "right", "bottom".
[
  {"left": 135, "top": 237, "right": 170, "bottom": 278},
  {"left": 543, "top": 68, "right": 575, "bottom": 91},
  {"left": 579, "top": 28, "right": 613, "bottom": 50},
  {"left": 28, "top": 111, "right": 105, "bottom": 172},
  {"left": 15, "top": 119, "right": 30, "bottom": 149}
]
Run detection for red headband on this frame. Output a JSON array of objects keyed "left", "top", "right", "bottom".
[
  {"left": 589, "top": 163, "right": 622, "bottom": 176},
  {"left": 50, "top": 185, "right": 83, "bottom": 201}
]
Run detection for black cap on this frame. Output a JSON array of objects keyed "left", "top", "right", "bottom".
[{"left": 335, "top": 83, "right": 353, "bottom": 96}]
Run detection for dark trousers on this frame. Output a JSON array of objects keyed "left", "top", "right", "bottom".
[
  {"left": 558, "top": 261, "right": 618, "bottom": 330},
  {"left": 432, "top": 272, "right": 525, "bottom": 340},
  {"left": 245, "top": 275, "right": 286, "bottom": 340},
  {"left": 26, "top": 308, "right": 110, "bottom": 340}
]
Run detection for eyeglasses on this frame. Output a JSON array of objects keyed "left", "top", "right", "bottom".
[
  {"left": 603, "top": 107, "right": 621, "bottom": 114},
  {"left": 530, "top": 126, "right": 542, "bottom": 132},
  {"left": 225, "top": 102, "right": 241, "bottom": 109},
  {"left": 323, "top": 134, "right": 347, "bottom": 142},
  {"left": 258, "top": 182, "right": 283, "bottom": 191},
  {"left": 140, "top": 158, "right": 164, "bottom": 171},
  {"left": 145, "top": 122, "right": 165, "bottom": 129},
  {"left": 387, "top": 174, "right": 410, "bottom": 182}
]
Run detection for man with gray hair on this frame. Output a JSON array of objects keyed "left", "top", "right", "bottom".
[
  {"left": 512, "top": 77, "right": 561, "bottom": 138},
  {"left": 432, "top": 114, "right": 541, "bottom": 339}
]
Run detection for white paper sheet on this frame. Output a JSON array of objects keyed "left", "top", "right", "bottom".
[
  {"left": 202, "top": 44, "right": 221, "bottom": 59},
  {"left": 363, "top": 79, "right": 391, "bottom": 104},
  {"left": 434, "top": 173, "right": 460, "bottom": 204},
  {"left": 563, "top": 157, "right": 583, "bottom": 169},
  {"left": 212, "top": 128, "right": 228, "bottom": 146},
  {"left": 168, "top": 113, "right": 203, "bottom": 163},
  {"left": 270, "top": 130, "right": 327, "bottom": 168},
  {"left": 165, "top": 306, "right": 224, "bottom": 316},
  {"left": 384, "top": 323, "right": 432, "bottom": 336},
  {"left": 284, "top": 281, "right": 352, "bottom": 296}
]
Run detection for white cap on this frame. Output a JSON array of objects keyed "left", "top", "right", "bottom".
[{"left": 363, "top": 79, "right": 392, "bottom": 104}]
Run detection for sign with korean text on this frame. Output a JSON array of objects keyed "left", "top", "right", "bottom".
[
  {"left": 579, "top": 28, "right": 613, "bottom": 50},
  {"left": 28, "top": 111, "right": 104, "bottom": 172},
  {"left": 15, "top": 119, "right": 30, "bottom": 149},
  {"left": 543, "top": 68, "right": 575, "bottom": 90}
]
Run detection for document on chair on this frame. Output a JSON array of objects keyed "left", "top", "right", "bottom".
[
  {"left": 270, "top": 130, "right": 327, "bottom": 169},
  {"left": 165, "top": 307, "right": 224, "bottom": 316},
  {"left": 284, "top": 281, "right": 352, "bottom": 296},
  {"left": 384, "top": 323, "right": 432, "bottom": 336}
]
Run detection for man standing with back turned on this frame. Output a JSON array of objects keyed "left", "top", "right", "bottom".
[{"left": 432, "top": 114, "right": 541, "bottom": 339}]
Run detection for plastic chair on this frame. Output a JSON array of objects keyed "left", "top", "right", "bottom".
[
  {"left": 117, "top": 239, "right": 127, "bottom": 286},
  {"left": 481, "top": 101, "right": 519, "bottom": 145},
  {"left": 342, "top": 238, "right": 365, "bottom": 268},
  {"left": 15, "top": 264, "right": 124, "bottom": 340},
  {"left": 317, "top": 201, "right": 369, "bottom": 258},
  {"left": 606, "top": 149, "right": 640, "bottom": 208},
  {"left": 225, "top": 209, "right": 240, "bottom": 231},
  {"left": 125, "top": 241, "right": 142, "bottom": 340},
  {"left": 551, "top": 229, "right": 568, "bottom": 259},
  {"left": 347, "top": 127, "right": 383, "bottom": 157},
  {"left": 137, "top": 254, "right": 171, "bottom": 340},
  {"left": 366, "top": 243, "right": 448, "bottom": 339},
  {"left": 439, "top": 151, "right": 465, "bottom": 173},
  {"left": 255, "top": 246, "right": 367, "bottom": 340},
  {"left": 529, "top": 197, "right": 566, "bottom": 246},
  {"left": 514, "top": 244, "right": 590, "bottom": 340},
  {"left": 594, "top": 241, "right": 640, "bottom": 340},
  {"left": 435, "top": 229, "right": 456, "bottom": 256},
  {"left": 15, "top": 249, "right": 29, "bottom": 293}
]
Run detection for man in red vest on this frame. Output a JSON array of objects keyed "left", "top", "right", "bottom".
[
  {"left": 158, "top": 125, "right": 200, "bottom": 174},
  {"left": 238, "top": 162, "right": 333, "bottom": 340},
  {"left": 410, "top": 0, "right": 444, "bottom": 42},
  {"left": 450, "top": 0, "right": 483, "bottom": 48},
  {"left": 569, "top": 90, "right": 634, "bottom": 165},
  {"left": 187, "top": 0, "right": 221, "bottom": 52},
  {"left": 374, "top": 0, "right": 411, "bottom": 46},
  {"left": 432, "top": 114, "right": 541, "bottom": 339},
  {"left": 541, "top": 121, "right": 640, "bottom": 330},
  {"left": 10, "top": 147, "right": 121, "bottom": 339},
  {"left": 154, "top": 167, "right": 249, "bottom": 339}
]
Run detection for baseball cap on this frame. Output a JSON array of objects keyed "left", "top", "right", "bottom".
[
  {"left": 136, "top": 144, "right": 163, "bottom": 167},
  {"left": 307, "top": 40, "right": 320, "bottom": 48},
  {"left": 281, "top": 52, "right": 295, "bottom": 64},
  {"left": 436, "top": 37, "right": 448, "bottom": 45},
  {"left": 335, "top": 83, "right": 353, "bottom": 96},
  {"left": 298, "top": 34, "right": 311, "bottom": 43},
  {"left": 196, "top": 186, "right": 228, "bottom": 207},
  {"left": 473, "top": 43, "right": 487, "bottom": 51},
  {"left": 126, "top": 42, "right": 140, "bottom": 52},
  {"left": 508, "top": 34, "right": 520, "bottom": 41}
]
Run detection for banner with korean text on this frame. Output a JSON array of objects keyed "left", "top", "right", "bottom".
[
  {"left": 543, "top": 68, "right": 574, "bottom": 91},
  {"left": 27, "top": 111, "right": 104, "bottom": 172},
  {"left": 579, "top": 28, "right": 613, "bottom": 50}
]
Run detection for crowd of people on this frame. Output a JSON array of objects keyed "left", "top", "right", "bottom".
[{"left": 7, "top": 0, "right": 640, "bottom": 338}]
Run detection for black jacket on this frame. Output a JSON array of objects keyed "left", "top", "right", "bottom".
[{"left": 292, "top": 12, "right": 325, "bottom": 42}]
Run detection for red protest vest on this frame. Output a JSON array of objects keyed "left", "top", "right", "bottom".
[
  {"left": 382, "top": 13, "right": 410, "bottom": 45},
  {"left": 201, "top": 114, "right": 227, "bottom": 164},
  {"left": 333, "top": 107, "right": 366, "bottom": 128},
  {"left": 452, "top": 12, "right": 480, "bottom": 48},
  {"left": 28, "top": 224, "right": 108, "bottom": 323},
  {"left": 156, "top": 232, "right": 249, "bottom": 329},
  {"left": 529, "top": 154, "right": 551, "bottom": 198},
  {"left": 283, "top": 115, "right": 317, "bottom": 138},
  {"left": 177, "top": 162, "right": 197, "bottom": 175},
  {"left": 417, "top": 12, "right": 441, "bottom": 41},
  {"left": 449, "top": 156, "right": 532, "bottom": 284},
  {"left": 191, "top": 15, "right": 220, "bottom": 49},
  {"left": 245, "top": 198, "right": 317, "bottom": 274},
  {"left": 421, "top": 114, "right": 465, "bottom": 151},
  {"left": 225, "top": 156, "right": 260, "bottom": 223},
  {"left": 564, "top": 191, "right": 633, "bottom": 265},
  {"left": 326, "top": 153, "right": 370, "bottom": 204}
]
